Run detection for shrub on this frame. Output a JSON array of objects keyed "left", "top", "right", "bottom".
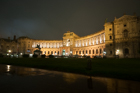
[
  {"left": 33, "top": 54, "right": 38, "bottom": 58},
  {"left": 83, "top": 55, "right": 87, "bottom": 58},
  {"left": 60, "top": 55, "right": 65, "bottom": 58},
  {"left": 93, "top": 56, "right": 97, "bottom": 58},
  {"left": 0, "top": 54, "right": 4, "bottom": 58},
  {"left": 22, "top": 54, "right": 29, "bottom": 58},
  {"left": 86, "top": 56, "right": 90, "bottom": 58},
  {"left": 41, "top": 55, "right": 46, "bottom": 58},
  {"left": 49, "top": 55, "right": 54, "bottom": 58}
]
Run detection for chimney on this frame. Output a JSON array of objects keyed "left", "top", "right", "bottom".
[
  {"left": 8, "top": 37, "right": 10, "bottom": 40},
  {"left": 14, "top": 35, "right": 16, "bottom": 40}
]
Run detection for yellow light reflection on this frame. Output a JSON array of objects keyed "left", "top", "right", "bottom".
[{"left": 7, "top": 65, "right": 11, "bottom": 72}]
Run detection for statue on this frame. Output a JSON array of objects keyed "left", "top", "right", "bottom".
[{"left": 36, "top": 44, "right": 41, "bottom": 50}]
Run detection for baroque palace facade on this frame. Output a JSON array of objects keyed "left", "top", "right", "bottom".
[{"left": 0, "top": 15, "right": 140, "bottom": 58}]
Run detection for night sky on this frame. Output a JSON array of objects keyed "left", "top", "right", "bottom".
[{"left": 0, "top": 0, "right": 140, "bottom": 40}]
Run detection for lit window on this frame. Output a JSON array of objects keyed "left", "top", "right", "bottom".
[
  {"left": 83, "top": 42, "right": 84, "bottom": 46},
  {"left": 96, "top": 37, "right": 98, "bottom": 44}
]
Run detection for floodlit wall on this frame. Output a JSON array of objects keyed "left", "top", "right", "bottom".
[
  {"left": 0, "top": 14, "right": 140, "bottom": 58},
  {"left": 73, "top": 30, "right": 105, "bottom": 58},
  {"left": 104, "top": 15, "right": 140, "bottom": 58}
]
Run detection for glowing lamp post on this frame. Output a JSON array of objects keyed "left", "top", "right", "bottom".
[
  {"left": 8, "top": 50, "right": 11, "bottom": 53},
  {"left": 103, "top": 51, "right": 106, "bottom": 56},
  {"left": 116, "top": 50, "right": 120, "bottom": 55},
  {"left": 7, "top": 50, "right": 11, "bottom": 57}
]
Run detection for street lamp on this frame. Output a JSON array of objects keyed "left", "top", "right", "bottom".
[
  {"left": 8, "top": 50, "right": 11, "bottom": 53},
  {"left": 7, "top": 50, "right": 11, "bottom": 57},
  {"left": 116, "top": 50, "right": 120, "bottom": 55}
]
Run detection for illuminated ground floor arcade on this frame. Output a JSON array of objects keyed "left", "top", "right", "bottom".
[{"left": 21, "top": 43, "right": 106, "bottom": 58}]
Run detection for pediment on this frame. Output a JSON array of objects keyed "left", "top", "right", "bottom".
[{"left": 114, "top": 15, "right": 136, "bottom": 22}]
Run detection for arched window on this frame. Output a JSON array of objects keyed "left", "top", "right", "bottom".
[
  {"left": 76, "top": 51, "right": 78, "bottom": 54},
  {"left": 86, "top": 50, "right": 88, "bottom": 54},
  {"left": 96, "top": 49, "right": 98, "bottom": 54},
  {"left": 124, "top": 30, "right": 128, "bottom": 38},
  {"left": 124, "top": 48, "right": 129, "bottom": 54},
  {"left": 100, "top": 49, "right": 102, "bottom": 54},
  {"left": 79, "top": 51, "right": 81, "bottom": 54},
  {"left": 89, "top": 50, "right": 91, "bottom": 54},
  {"left": 93, "top": 50, "right": 94, "bottom": 54},
  {"left": 51, "top": 51, "right": 53, "bottom": 54}
]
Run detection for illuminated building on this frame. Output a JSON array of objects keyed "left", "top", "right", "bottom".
[
  {"left": 104, "top": 14, "right": 140, "bottom": 58},
  {"left": 0, "top": 14, "right": 140, "bottom": 58},
  {"left": 0, "top": 36, "right": 17, "bottom": 56}
]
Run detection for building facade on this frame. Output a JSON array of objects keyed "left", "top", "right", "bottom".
[
  {"left": 0, "top": 15, "right": 140, "bottom": 58},
  {"left": 105, "top": 15, "right": 140, "bottom": 58}
]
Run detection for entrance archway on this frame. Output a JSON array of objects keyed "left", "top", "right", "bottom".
[
  {"left": 124, "top": 48, "right": 129, "bottom": 54},
  {"left": 124, "top": 48, "right": 129, "bottom": 57},
  {"left": 62, "top": 49, "right": 65, "bottom": 56}
]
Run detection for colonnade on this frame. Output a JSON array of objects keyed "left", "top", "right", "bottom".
[
  {"left": 75, "top": 33, "right": 105, "bottom": 47},
  {"left": 32, "top": 42, "right": 63, "bottom": 48},
  {"left": 42, "top": 50, "right": 60, "bottom": 55},
  {"left": 73, "top": 44, "right": 105, "bottom": 57}
]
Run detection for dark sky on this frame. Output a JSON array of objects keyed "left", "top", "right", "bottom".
[{"left": 0, "top": 0, "right": 140, "bottom": 40}]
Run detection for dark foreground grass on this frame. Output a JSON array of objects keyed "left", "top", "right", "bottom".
[{"left": 0, "top": 58, "right": 140, "bottom": 81}]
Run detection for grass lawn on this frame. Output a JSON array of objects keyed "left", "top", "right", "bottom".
[{"left": 0, "top": 58, "right": 140, "bottom": 81}]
